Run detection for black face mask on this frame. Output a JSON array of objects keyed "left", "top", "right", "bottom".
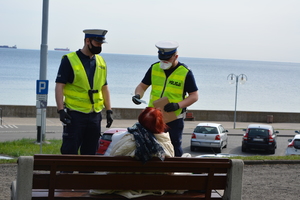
[{"left": 88, "top": 40, "right": 102, "bottom": 54}]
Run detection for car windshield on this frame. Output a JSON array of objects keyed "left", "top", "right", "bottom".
[
  {"left": 194, "top": 126, "right": 218, "bottom": 134},
  {"left": 248, "top": 129, "right": 269, "bottom": 137}
]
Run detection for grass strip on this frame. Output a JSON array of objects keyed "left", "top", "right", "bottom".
[{"left": 0, "top": 138, "right": 61, "bottom": 164}]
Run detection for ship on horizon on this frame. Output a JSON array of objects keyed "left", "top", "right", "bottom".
[
  {"left": 54, "top": 47, "right": 70, "bottom": 51},
  {"left": 0, "top": 45, "right": 17, "bottom": 49}
]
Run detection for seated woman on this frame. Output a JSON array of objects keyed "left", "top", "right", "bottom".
[
  {"left": 90, "top": 107, "right": 176, "bottom": 198},
  {"left": 105, "top": 107, "right": 174, "bottom": 160}
]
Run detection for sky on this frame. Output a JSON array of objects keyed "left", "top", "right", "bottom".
[{"left": 1, "top": 0, "right": 300, "bottom": 63}]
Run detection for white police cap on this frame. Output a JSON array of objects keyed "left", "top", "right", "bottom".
[
  {"left": 83, "top": 29, "right": 108, "bottom": 43},
  {"left": 155, "top": 40, "right": 179, "bottom": 60}
]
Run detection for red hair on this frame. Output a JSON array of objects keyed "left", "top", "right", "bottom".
[{"left": 138, "top": 107, "right": 167, "bottom": 133}]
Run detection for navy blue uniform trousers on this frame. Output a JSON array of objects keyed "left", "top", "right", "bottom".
[
  {"left": 166, "top": 118, "right": 184, "bottom": 157},
  {"left": 60, "top": 110, "right": 102, "bottom": 155}
]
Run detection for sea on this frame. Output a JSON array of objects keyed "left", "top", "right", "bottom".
[{"left": 0, "top": 48, "right": 299, "bottom": 113}]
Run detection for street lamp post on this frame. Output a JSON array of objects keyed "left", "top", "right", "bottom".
[{"left": 227, "top": 73, "right": 247, "bottom": 129}]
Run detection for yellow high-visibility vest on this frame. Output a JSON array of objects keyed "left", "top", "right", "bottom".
[
  {"left": 63, "top": 52, "right": 107, "bottom": 113},
  {"left": 149, "top": 63, "right": 188, "bottom": 116}
]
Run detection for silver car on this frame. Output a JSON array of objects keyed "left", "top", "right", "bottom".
[{"left": 190, "top": 123, "right": 228, "bottom": 153}]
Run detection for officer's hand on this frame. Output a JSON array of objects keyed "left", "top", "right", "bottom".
[
  {"left": 58, "top": 109, "right": 71, "bottom": 125},
  {"left": 132, "top": 94, "right": 141, "bottom": 105},
  {"left": 164, "top": 103, "right": 179, "bottom": 112},
  {"left": 106, "top": 110, "right": 113, "bottom": 128}
]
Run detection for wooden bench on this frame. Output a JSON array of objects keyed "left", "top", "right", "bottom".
[{"left": 11, "top": 154, "right": 243, "bottom": 200}]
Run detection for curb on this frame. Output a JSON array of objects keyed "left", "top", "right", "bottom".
[
  {"left": 244, "top": 160, "right": 300, "bottom": 165},
  {"left": 226, "top": 134, "right": 295, "bottom": 138}
]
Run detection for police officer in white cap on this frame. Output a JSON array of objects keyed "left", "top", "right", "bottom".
[
  {"left": 132, "top": 40, "right": 199, "bottom": 157},
  {"left": 55, "top": 29, "right": 113, "bottom": 156}
]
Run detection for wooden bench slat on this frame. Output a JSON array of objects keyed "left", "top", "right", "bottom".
[
  {"left": 32, "top": 189, "right": 222, "bottom": 199},
  {"left": 33, "top": 154, "right": 230, "bottom": 163},
  {"left": 33, "top": 155, "right": 231, "bottom": 174},
  {"left": 33, "top": 164, "right": 229, "bottom": 173},
  {"left": 33, "top": 173, "right": 227, "bottom": 190}
]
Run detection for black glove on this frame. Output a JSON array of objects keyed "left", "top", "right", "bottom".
[
  {"left": 106, "top": 110, "right": 113, "bottom": 128},
  {"left": 164, "top": 103, "right": 179, "bottom": 112},
  {"left": 58, "top": 109, "right": 71, "bottom": 125},
  {"left": 132, "top": 94, "right": 141, "bottom": 105}
]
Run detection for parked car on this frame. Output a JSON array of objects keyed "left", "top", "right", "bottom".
[
  {"left": 285, "top": 131, "right": 300, "bottom": 155},
  {"left": 241, "top": 124, "right": 279, "bottom": 154},
  {"left": 96, "top": 128, "right": 127, "bottom": 155},
  {"left": 190, "top": 123, "right": 228, "bottom": 153}
]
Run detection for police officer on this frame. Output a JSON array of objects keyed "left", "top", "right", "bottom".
[
  {"left": 132, "top": 40, "right": 199, "bottom": 157},
  {"left": 55, "top": 29, "right": 113, "bottom": 155}
]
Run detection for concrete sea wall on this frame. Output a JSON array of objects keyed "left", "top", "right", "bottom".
[{"left": 0, "top": 105, "right": 299, "bottom": 123}]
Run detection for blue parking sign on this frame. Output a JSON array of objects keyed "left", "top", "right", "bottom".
[{"left": 36, "top": 80, "right": 49, "bottom": 94}]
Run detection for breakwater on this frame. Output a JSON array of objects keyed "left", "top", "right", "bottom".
[{"left": 0, "top": 105, "right": 299, "bottom": 123}]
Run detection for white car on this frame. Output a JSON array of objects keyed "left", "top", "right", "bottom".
[
  {"left": 190, "top": 123, "right": 228, "bottom": 153},
  {"left": 285, "top": 131, "right": 300, "bottom": 155}
]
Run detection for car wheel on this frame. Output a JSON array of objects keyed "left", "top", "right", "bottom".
[
  {"left": 190, "top": 146, "right": 196, "bottom": 151},
  {"left": 214, "top": 147, "right": 222, "bottom": 153},
  {"left": 223, "top": 140, "right": 228, "bottom": 148},
  {"left": 269, "top": 149, "right": 275, "bottom": 154},
  {"left": 241, "top": 145, "right": 247, "bottom": 152}
]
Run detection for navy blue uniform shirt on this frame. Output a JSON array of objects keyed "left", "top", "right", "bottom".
[
  {"left": 141, "top": 61, "right": 198, "bottom": 96},
  {"left": 55, "top": 50, "right": 107, "bottom": 88}
]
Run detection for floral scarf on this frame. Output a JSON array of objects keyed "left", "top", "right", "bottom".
[{"left": 127, "top": 123, "right": 165, "bottom": 163}]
